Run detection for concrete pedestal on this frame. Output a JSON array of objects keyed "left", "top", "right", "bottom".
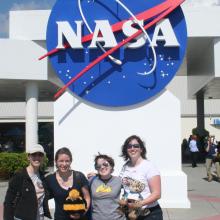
[{"left": 54, "top": 89, "right": 190, "bottom": 208}]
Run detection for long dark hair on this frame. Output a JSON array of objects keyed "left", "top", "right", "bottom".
[{"left": 121, "top": 135, "right": 147, "bottom": 161}]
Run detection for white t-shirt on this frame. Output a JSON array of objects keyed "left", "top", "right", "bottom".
[
  {"left": 29, "top": 173, "right": 45, "bottom": 220},
  {"left": 189, "top": 139, "right": 199, "bottom": 152},
  {"left": 119, "top": 159, "right": 160, "bottom": 208}
]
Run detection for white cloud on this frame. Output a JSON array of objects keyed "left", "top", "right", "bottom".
[{"left": 0, "top": 13, "right": 9, "bottom": 38}]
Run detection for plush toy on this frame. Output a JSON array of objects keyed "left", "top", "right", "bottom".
[
  {"left": 63, "top": 189, "right": 87, "bottom": 218},
  {"left": 118, "top": 177, "right": 150, "bottom": 220},
  {"left": 118, "top": 196, "right": 150, "bottom": 220}
]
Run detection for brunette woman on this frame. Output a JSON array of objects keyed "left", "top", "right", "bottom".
[
  {"left": 120, "top": 135, "right": 163, "bottom": 220},
  {"left": 89, "top": 154, "right": 126, "bottom": 220},
  {"left": 46, "top": 147, "right": 90, "bottom": 220}
]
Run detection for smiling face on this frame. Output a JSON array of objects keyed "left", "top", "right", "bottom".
[
  {"left": 56, "top": 153, "right": 72, "bottom": 174},
  {"left": 28, "top": 152, "right": 44, "bottom": 169},
  {"left": 127, "top": 138, "right": 142, "bottom": 161},
  {"left": 95, "top": 158, "right": 113, "bottom": 178}
]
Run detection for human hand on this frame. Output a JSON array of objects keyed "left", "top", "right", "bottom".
[
  {"left": 118, "top": 198, "right": 128, "bottom": 206},
  {"left": 70, "top": 213, "right": 81, "bottom": 219},
  {"left": 127, "top": 200, "right": 143, "bottom": 209},
  {"left": 87, "top": 172, "right": 96, "bottom": 179}
]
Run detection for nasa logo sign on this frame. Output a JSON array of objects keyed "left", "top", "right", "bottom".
[{"left": 45, "top": 0, "right": 187, "bottom": 107}]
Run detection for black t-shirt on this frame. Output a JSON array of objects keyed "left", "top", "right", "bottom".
[{"left": 46, "top": 170, "right": 88, "bottom": 220}]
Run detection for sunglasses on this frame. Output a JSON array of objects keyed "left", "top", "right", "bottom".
[
  {"left": 95, "top": 161, "right": 110, "bottom": 170},
  {"left": 30, "top": 152, "right": 44, "bottom": 157},
  {"left": 127, "top": 144, "right": 140, "bottom": 149}
]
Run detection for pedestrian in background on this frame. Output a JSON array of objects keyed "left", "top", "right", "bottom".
[
  {"left": 205, "top": 136, "right": 220, "bottom": 182},
  {"left": 189, "top": 135, "right": 199, "bottom": 168}
]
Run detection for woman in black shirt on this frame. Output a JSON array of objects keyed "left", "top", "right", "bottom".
[{"left": 46, "top": 147, "right": 90, "bottom": 220}]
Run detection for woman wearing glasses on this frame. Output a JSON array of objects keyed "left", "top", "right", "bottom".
[
  {"left": 120, "top": 135, "right": 163, "bottom": 220},
  {"left": 46, "top": 147, "right": 90, "bottom": 220},
  {"left": 89, "top": 154, "right": 126, "bottom": 220},
  {"left": 4, "top": 144, "right": 51, "bottom": 220}
]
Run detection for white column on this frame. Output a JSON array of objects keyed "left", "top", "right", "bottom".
[{"left": 25, "top": 81, "right": 38, "bottom": 152}]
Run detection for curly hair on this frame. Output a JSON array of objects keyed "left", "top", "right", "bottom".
[{"left": 121, "top": 135, "right": 147, "bottom": 161}]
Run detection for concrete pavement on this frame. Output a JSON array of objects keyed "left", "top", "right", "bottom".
[
  {"left": 0, "top": 164, "right": 220, "bottom": 220},
  {"left": 163, "top": 164, "right": 220, "bottom": 220}
]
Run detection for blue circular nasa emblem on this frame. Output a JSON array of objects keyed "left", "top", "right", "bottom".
[{"left": 46, "top": 0, "right": 187, "bottom": 107}]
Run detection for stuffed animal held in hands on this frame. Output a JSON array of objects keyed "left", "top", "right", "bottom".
[
  {"left": 118, "top": 177, "right": 150, "bottom": 220},
  {"left": 63, "top": 189, "right": 87, "bottom": 218}
]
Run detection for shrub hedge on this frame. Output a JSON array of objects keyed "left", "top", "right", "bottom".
[{"left": 0, "top": 152, "right": 48, "bottom": 179}]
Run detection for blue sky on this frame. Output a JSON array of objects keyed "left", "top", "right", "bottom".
[
  {"left": 0, "top": 0, "right": 56, "bottom": 38},
  {"left": 0, "top": 0, "right": 220, "bottom": 38}
]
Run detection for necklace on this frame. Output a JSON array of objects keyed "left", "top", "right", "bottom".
[{"left": 56, "top": 171, "right": 73, "bottom": 189}]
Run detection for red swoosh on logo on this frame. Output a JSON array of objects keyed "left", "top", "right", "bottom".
[{"left": 50, "top": 0, "right": 185, "bottom": 99}]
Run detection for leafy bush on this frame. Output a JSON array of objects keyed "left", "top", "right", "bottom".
[
  {"left": 192, "top": 127, "right": 209, "bottom": 138},
  {"left": 0, "top": 152, "right": 48, "bottom": 179}
]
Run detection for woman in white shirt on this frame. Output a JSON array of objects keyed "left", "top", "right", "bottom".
[{"left": 120, "top": 135, "right": 163, "bottom": 220}]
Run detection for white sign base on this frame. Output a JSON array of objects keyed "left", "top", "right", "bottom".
[{"left": 54, "top": 90, "right": 190, "bottom": 208}]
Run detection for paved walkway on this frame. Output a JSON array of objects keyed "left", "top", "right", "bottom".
[
  {"left": 0, "top": 164, "right": 220, "bottom": 220},
  {"left": 163, "top": 164, "right": 220, "bottom": 220}
]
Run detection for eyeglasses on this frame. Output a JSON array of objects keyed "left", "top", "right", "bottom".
[
  {"left": 127, "top": 144, "right": 140, "bottom": 149},
  {"left": 95, "top": 161, "right": 110, "bottom": 170},
  {"left": 30, "top": 152, "right": 44, "bottom": 157}
]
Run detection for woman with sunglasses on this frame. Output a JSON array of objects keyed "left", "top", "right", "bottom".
[
  {"left": 4, "top": 144, "right": 51, "bottom": 220},
  {"left": 89, "top": 154, "right": 126, "bottom": 220},
  {"left": 120, "top": 135, "right": 163, "bottom": 220},
  {"left": 46, "top": 147, "right": 90, "bottom": 220}
]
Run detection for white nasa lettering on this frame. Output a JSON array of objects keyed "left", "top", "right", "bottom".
[
  {"left": 123, "top": 19, "right": 179, "bottom": 48},
  {"left": 56, "top": 18, "right": 179, "bottom": 49},
  {"left": 56, "top": 21, "right": 83, "bottom": 49},
  {"left": 122, "top": 20, "right": 145, "bottom": 49},
  {"left": 89, "top": 20, "right": 117, "bottom": 48},
  {"left": 151, "top": 19, "right": 180, "bottom": 47}
]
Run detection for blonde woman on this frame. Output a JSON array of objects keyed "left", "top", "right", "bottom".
[{"left": 4, "top": 144, "right": 51, "bottom": 220}]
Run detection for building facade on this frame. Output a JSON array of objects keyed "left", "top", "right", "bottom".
[{"left": 1, "top": 1, "right": 220, "bottom": 208}]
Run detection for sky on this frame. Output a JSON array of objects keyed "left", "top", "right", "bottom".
[
  {"left": 0, "top": 0, "right": 56, "bottom": 38},
  {"left": 0, "top": 0, "right": 220, "bottom": 38}
]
